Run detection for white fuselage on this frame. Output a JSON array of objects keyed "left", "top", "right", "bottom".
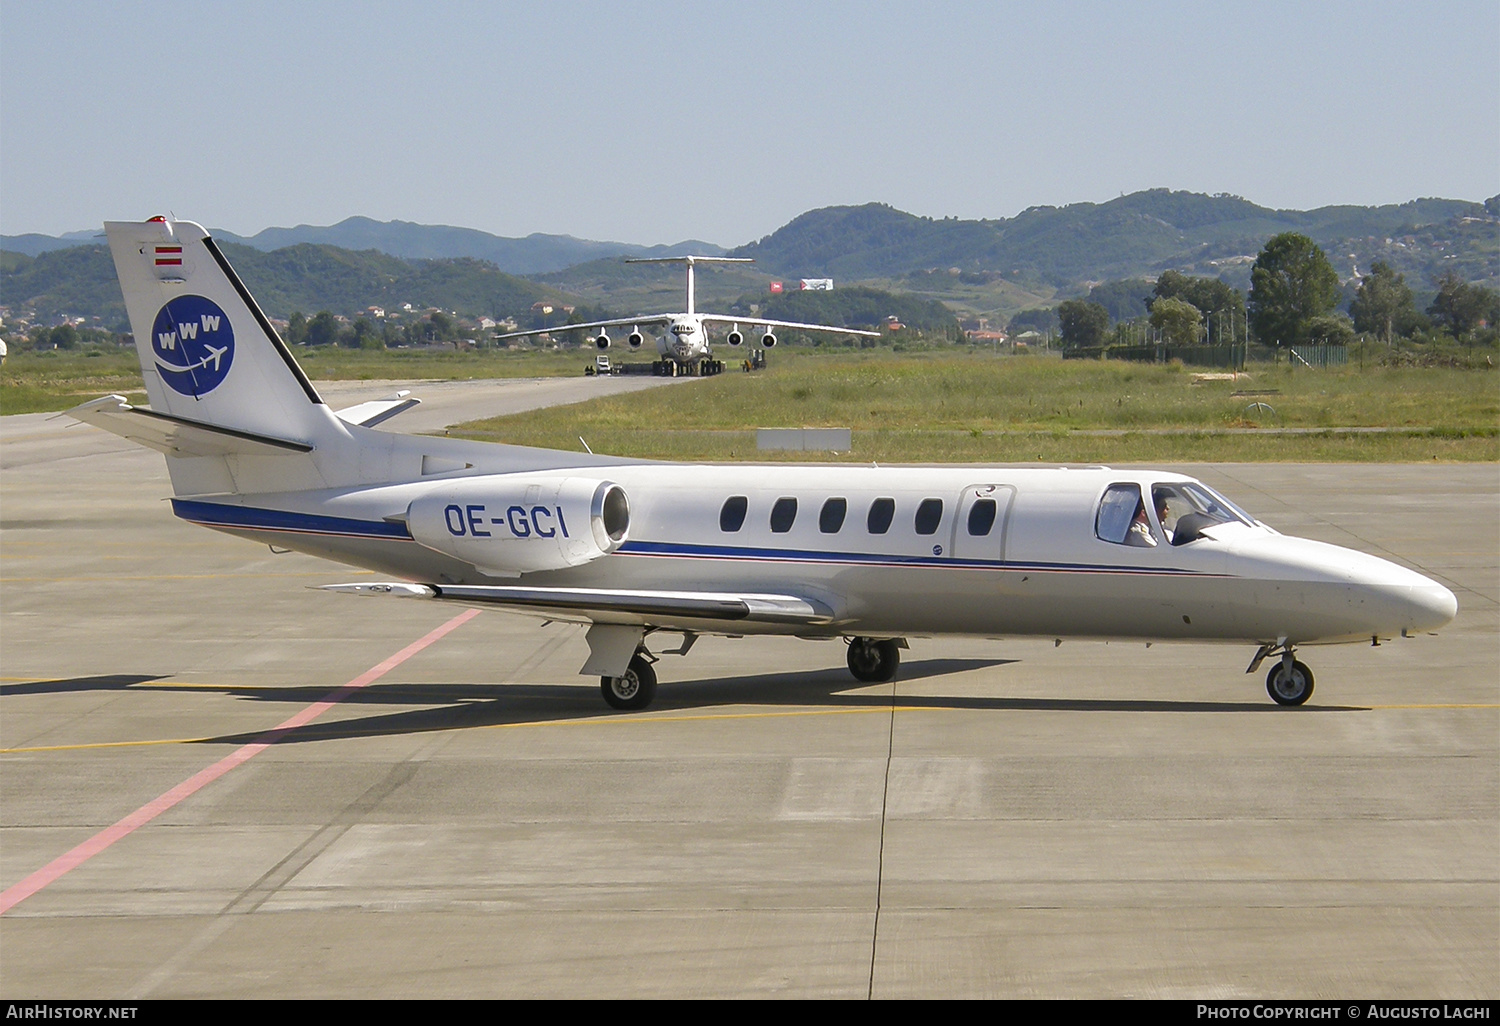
[{"left": 174, "top": 461, "right": 1457, "bottom": 649}]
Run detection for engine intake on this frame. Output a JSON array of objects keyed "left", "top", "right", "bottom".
[
  {"left": 407, "top": 477, "right": 629, "bottom": 575},
  {"left": 760, "top": 329, "right": 777, "bottom": 347},
  {"left": 594, "top": 333, "right": 611, "bottom": 350}
]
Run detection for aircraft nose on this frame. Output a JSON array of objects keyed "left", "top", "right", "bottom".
[{"left": 1405, "top": 581, "right": 1458, "bottom": 632}]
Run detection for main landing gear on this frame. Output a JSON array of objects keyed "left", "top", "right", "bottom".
[
  {"left": 1248, "top": 642, "right": 1315, "bottom": 706},
  {"left": 846, "top": 636, "right": 903, "bottom": 683},
  {"left": 601, "top": 651, "right": 657, "bottom": 711}
]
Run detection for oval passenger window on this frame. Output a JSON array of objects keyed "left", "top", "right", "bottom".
[
  {"left": 720, "top": 495, "right": 747, "bottom": 532},
  {"left": 770, "top": 497, "right": 798, "bottom": 533},
  {"left": 915, "top": 498, "right": 943, "bottom": 535},
  {"left": 967, "top": 498, "right": 996, "bottom": 536}
]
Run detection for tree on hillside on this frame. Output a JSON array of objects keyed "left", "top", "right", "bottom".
[
  {"left": 285, "top": 311, "right": 309, "bottom": 346},
  {"left": 1149, "top": 296, "right": 1203, "bottom": 346},
  {"left": 1006, "top": 308, "right": 1058, "bottom": 336},
  {"left": 1349, "top": 262, "right": 1418, "bottom": 344},
  {"left": 1427, "top": 271, "right": 1499, "bottom": 340},
  {"left": 305, "top": 311, "right": 340, "bottom": 347},
  {"left": 1150, "top": 270, "right": 1245, "bottom": 335},
  {"left": 1057, "top": 299, "right": 1110, "bottom": 349},
  {"left": 1248, "top": 233, "right": 1340, "bottom": 347},
  {"left": 1087, "top": 278, "right": 1153, "bottom": 321}
]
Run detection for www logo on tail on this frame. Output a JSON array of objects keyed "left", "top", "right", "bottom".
[{"left": 151, "top": 295, "right": 235, "bottom": 396}]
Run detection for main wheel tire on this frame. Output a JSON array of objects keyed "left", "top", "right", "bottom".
[
  {"left": 1266, "top": 659, "right": 1314, "bottom": 706},
  {"left": 847, "top": 637, "right": 901, "bottom": 683},
  {"left": 602, "top": 653, "right": 658, "bottom": 711}
]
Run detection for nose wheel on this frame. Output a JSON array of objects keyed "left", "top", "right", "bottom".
[{"left": 1265, "top": 658, "right": 1314, "bottom": 706}]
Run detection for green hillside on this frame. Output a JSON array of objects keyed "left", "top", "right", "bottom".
[
  {"left": 0, "top": 242, "right": 573, "bottom": 328},
  {"left": 0, "top": 246, "right": 128, "bottom": 328},
  {"left": 732, "top": 191, "right": 1496, "bottom": 290}
]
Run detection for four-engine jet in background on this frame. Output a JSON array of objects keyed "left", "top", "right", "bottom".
[
  {"left": 69, "top": 217, "right": 1457, "bottom": 711},
  {"left": 493, "top": 255, "right": 881, "bottom": 375}
]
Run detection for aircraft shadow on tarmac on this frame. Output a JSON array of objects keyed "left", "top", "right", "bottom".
[
  {"left": 61, "top": 656, "right": 1353, "bottom": 748},
  {"left": 0, "top": 673, "right": 167, "bottom": 696}
]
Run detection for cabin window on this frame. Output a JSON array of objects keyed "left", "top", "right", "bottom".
[
  {"left": 967, "top": 498, "right": 997, "bottom": 536},
  {"left": 867, "top": 497, "right": 895, "bottom": 534},
  {"left": 915, "top": 498, "right": 943, "bottom": 535},
  {"left": 819, "top": 498, "right": 847, "bottom": 533},
  {"left": 1096, "top": 483, "right": 1152, "bottom": 546},
  {"left": 719, "top": 496, "right": 747, "bottom": 532},
  {"left": 770, "top": 497, "right": 798, "bottom": 533}
]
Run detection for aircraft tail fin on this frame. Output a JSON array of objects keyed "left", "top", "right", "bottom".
[{"left": 104, "top": 217, "right": 338, "bottom": 447}]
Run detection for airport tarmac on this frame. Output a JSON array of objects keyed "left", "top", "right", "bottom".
[{"left": 1, "top": 381, "right": 1495, "bottom": 998}]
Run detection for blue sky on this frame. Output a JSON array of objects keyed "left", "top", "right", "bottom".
[{"left": 2, "top": 1, "right": 1496, "bottom": 245}]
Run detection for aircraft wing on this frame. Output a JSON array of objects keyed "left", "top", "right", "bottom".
[
  {"left": 493, "top": 315, "right": 675, "bottom": 342},
  {"left": 698, "top": 315, "right": 881, "bottom": 338},
  {"left": 319, "top": 581, "right": 839, "bottom": 627}
]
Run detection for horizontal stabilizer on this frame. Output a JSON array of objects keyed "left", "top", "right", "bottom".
[
  {"left": 318, "top": 581, "right": 835, "bottom": 626},
  {"left": 66, "top": 395, "right": 312, "bottom": 457},
  {"left": 334, "top": 392, "right": 421, "bottom": 428}
]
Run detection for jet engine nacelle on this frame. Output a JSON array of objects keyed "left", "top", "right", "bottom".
[
  {"left": 407, "top": 476, "right": 630, "bottom": 575},
  {"left": 760, "top": 329, "right": 777, "bottom": 347},
  {"left": 627, "top": 329, "right": 644, "bottom": 348},
  {"left": 594, "top": 333, "right": 611, "bottom": 350},
  {"left": 726, "top": 329, "right": 744, "bottom": 346}
]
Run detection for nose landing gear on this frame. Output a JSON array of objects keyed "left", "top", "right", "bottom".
[{"left": 1248, "top": 642, "right": 1315, "bottom": 706}]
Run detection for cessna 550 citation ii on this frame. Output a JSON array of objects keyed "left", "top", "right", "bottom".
[
  {"left": 70, "top": 217, "right": 1457, "bottom": 711},
  {"left": 493, "top": 255, "right": 880, "bottom": 375}
]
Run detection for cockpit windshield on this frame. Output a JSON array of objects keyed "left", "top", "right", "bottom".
[{"left": 1152, "top": 481, "right": 1257, "bottom": 545}]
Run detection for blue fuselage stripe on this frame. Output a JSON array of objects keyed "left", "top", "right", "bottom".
[
  {"left": 168, "top": 502, "right": 1219, "bottom": 576},
  {"left": 617, "top": 540, "right": 1213, "bottom": 576},
  {"left": 171, "top": 499, "right": 412, "bottom": 539}
]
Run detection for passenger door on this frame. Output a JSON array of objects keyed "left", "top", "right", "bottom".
[{"left": 950, "top": 484, "right": 1016, "bottom": 561}]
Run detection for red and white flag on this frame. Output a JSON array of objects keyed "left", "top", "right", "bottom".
[{"left": 154, "top": 245, "right": 182, "bottom": 267}]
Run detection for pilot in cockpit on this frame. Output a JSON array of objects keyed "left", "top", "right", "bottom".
[
  {"left": 1125, "top": 499, "right": 1157, "bottom": 547},
  {"left": 1154, "top": 493, "right": 1174, "bottom": 544}
]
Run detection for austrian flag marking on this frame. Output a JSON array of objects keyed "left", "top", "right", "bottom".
[{"left": 154, "top": 245, "right": 183, "bottom": 266}]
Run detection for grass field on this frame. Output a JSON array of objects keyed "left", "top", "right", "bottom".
[
  {"left": 0, "top": 344, "right": 585, "bottom": 415},
  {"left": 451, "top": 349, "right": 1499, "bottom": 463},
  {"left": 5, "top": 346, "right": 1495, "bottom": 462}
]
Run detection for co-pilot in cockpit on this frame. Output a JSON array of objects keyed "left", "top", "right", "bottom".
[{"left": 1097, "top": 481, "right": 1257, "bottom": 548}]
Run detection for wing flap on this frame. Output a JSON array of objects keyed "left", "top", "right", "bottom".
[
  {"left": 317, "top": 581, "right": 836, "bottom": 626},
  {"left": 66, "top": 396, "right": 313, "bottom": 456}
]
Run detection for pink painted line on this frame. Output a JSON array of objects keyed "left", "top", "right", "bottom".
[{"left": 0, "top": 607, "right": 480, "bottom": 915}]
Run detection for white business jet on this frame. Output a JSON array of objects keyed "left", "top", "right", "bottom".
[
  {"left": 493, "top": 255, "right": 880, "bottom": 375},
  {"left": 70, "top": 218, "right": 1456, "bottom": 711}
]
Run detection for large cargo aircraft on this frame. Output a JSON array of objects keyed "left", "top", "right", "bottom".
[
  {"left": 69, "top": 217, "right": 1457, "bottom": 711},
  {"left": 494, "top": 255, "right": 879, "bottom": 375}
]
